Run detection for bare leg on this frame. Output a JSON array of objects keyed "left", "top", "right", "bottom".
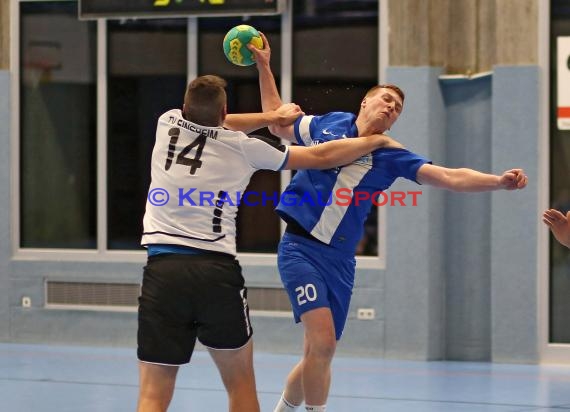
[
  {"left": 208, "top": 338, "right": 260, "bottom": 412},
  {"left": 282, "top": 358, "right": 305, "bottom": 406},
  {"left": 277, "top": 308, "right": 336, "bottom": 408},
  {"left": 137, "top": 361, "right": 179, "bottom": 412},
  {"left": 300, "top": 307, "right": 336, "bottom": 406}
]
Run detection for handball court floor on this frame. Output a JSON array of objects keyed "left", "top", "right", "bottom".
[{"left": 1, "top": 343, "right": 570, "bottom": 411}]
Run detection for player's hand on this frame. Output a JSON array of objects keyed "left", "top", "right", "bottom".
[
  {"left": 543, "top": 208, "right": 570, "bottom": 248},
  {"left": 274, "top": 103, "right": 304, "bottom": 126},
  {"left": 249, "top": 31, "right": 271, "bottom": 68},
  {"left": 499, "top": 168, "right": 528, "bottom": 190}
]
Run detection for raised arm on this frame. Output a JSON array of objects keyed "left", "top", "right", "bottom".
[
  {"left": 543, "top": 208, "right": 570, "bottom": 248},
  {"left": 283, "top": 134, "right": 393, "bottom": 170},
  {"left": 223, "top": 103, "right": 303, "bottom": 134},
  {"left": 416, "top": 164, "right": 528, "bottom": 192},
  {"left": 249, "top": 32, "right": 296, "bottom": 141}
]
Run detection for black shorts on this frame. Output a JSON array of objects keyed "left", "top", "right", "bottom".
[{"left": 137, "top": 253, "right": 252, "bottom": 365}]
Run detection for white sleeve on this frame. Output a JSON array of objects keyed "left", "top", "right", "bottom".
[
  {"left": 239, "top": 135, "right": 290, "bottom": 171},
  {"left": 296, "top": 115, "right": 314, "bottom": 146}
]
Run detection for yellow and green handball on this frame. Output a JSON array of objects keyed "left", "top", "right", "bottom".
[{"left": 222, "top": 25, "right": 264, "bottom": 66}]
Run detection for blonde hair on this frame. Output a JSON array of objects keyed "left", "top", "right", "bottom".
[{"left": 366, "top": 84, "right": 405, "bottom": 102}]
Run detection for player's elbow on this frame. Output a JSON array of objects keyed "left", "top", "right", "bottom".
[{"left": 267, "top": 124, "right": 281, "bottom": 136}]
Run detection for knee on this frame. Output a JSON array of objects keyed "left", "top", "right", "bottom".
[
  {"left": 226, "top": 374, "right": 256, "bottom": 394},
  {"left": 138, "top": 392, "right": 170, "bottom": 412},
  {"left": 306, "top": 335, "right": 337, "bottom": 361}
]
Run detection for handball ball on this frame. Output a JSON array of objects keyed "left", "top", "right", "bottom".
[{"left": 223, "top": 25, "right": 263, "bottom": 66}]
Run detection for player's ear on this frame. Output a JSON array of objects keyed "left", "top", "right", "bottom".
[
  {"left": 361, "top": 97, "right": 367, "bottom": 109},
  {"left": 221, "top": 104, "right": 227, "bottom": 123}
]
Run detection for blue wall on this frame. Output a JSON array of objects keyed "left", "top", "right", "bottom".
[
  {"left": 0, "top": 71, "right": 11, "bottom": 342},
  {"left": 0, "top": 66, "right": 541, "bottom": 362},
  {"left": 491, "top": 66, "right": 539, "bottom": 363},
  {"left": 381, "top": 66, "right": 539, "bottom": 362},
  {"left": 385, "top": 67, "right": 447, "bottom": 359},
  {"left": 441, "top": 74, "right": 493, "bottom": 361}
]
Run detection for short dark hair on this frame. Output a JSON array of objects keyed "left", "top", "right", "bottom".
[
  {"left": 183, "top": 75, "right": 227, "bottom": 126},
  {"left": 366, "top": 84, "right": 405, "bottom": 103}
]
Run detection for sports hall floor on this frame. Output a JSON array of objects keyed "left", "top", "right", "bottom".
[{"left": 1, "top": 342, "right": 570, "bottom": 411}]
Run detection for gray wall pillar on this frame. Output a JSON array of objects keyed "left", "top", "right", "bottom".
[
  {"left": 385, "top": 66, "right": 446, "bottom": 360},
  {"left": 0, "top": 70, "right": 11, "bottom": 341},
  {"left": 491, "top": 66, "right": 539, "bottom": 363},
  {"left": 441, "top": 75, "right": 493, "bottom": 361}
]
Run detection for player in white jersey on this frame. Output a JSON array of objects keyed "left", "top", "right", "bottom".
[
  {"left": 136, "top": 75, "right": 398, "bottom": 412},
  {"left": 250, "top": 35, "right": 529, "bottom": 412}
]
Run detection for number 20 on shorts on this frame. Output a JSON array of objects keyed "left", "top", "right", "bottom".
[{"left": 295, "top": 284, "right": 317, "bottom": 305}]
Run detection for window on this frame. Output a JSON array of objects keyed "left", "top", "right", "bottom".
[
  {"left": 20, "top": 1, "right": 97, "bottom": 248},
  {"left": 198, "top": 16, "right": 283, "bottom": 253},
  {"left": 292, "top": 0, "right": 379, "bottom": 256},
  {"left": 549, "top": 0, "right": 570, "bottom": 343},
  {"left": 17, "top": 0, "right": 384, "bottom": 261},
  {"left": 107, "top": 18, "right": 187, "bottom": 250}
]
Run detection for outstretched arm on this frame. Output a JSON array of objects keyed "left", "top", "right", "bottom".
[
  {"left": 223, "top": 103, "right": 304, "bottom": 134},
  {"left": 543, "top": 209, "right": 570, "bottom": 248},
  {"left": 250, "top": 32, "right": 296, "bottom": 141},
  {"left": 416, "top": 164, "right": 528, "bottom": 192},
  {"left": 284, "top": 134, "right": 392, "bottom": 170}
]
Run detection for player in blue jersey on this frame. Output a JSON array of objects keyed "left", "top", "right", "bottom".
[
  {"left": 136, "top": 75, "right": 398, "bottom": 412},
  {"left": 250, "top": 35, "right": 529, "bottom": 412}
]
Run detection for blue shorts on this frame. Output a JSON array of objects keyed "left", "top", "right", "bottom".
[{"left": 278, "top": 232, "right": 356, "bottom": 340}]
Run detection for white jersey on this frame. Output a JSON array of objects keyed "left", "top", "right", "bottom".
[{"left": 142, "top": 109, "right": 289, "bottom": 256}]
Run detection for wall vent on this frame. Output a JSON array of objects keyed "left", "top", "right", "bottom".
[
  {"left": 45, "top": 281, "right": 291, "bottom": 314},
  {"left": 46, "top": 281, "right": 140, "bottom": 309},
  {"left": 247, "top": 287, "right": 292, "bottom": 313}
]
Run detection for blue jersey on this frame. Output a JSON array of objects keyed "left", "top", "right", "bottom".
[{"left": 276, "top": 112, "right": 431, "bottom": 253}]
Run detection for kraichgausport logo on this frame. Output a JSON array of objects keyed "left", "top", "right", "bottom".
[{"left": 147, "top": 188, "right": 422, "bottom": 207}]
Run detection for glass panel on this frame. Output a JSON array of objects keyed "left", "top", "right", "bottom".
[
  {"left": 549, "top": 0, "right": 570, "bottom": 343},
  {"left": 293, "top": 0, "right": 379, "bottom": 256},
  {"left": 107, "top": 19, "right": 187, "bottom": 249},
  {"left": 198, "top": 16, "right": 282, "bottom": 253},
  {"left": 20, "top": 2, "right": 97, "bottom": 248}
]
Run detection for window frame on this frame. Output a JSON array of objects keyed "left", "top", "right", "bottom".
[
  {"left": 12, "top": 0, "right": 387, "bottom": 270},
  {"left": 540, "top": 0, "right": 570, "bottom": 363}
]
